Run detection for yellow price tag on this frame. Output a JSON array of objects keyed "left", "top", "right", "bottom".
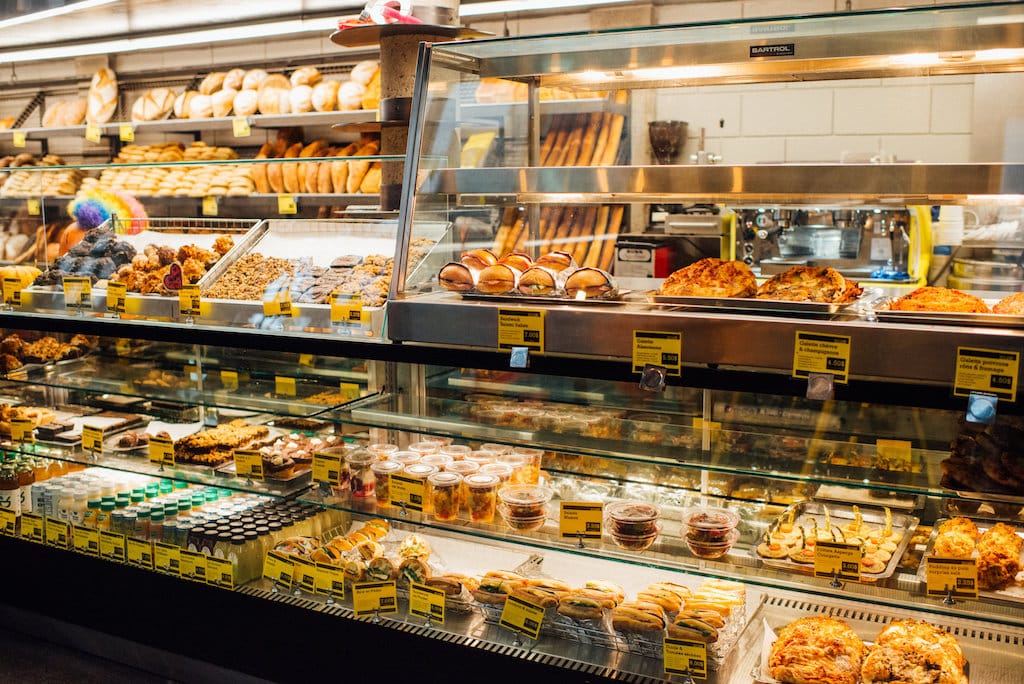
[
  {"left": 331, "top": 293, "right": 367, "bottom": 325},
  {"left": 352, "top": 581, "right": 398, "bottom": 617},
  {"left": 126, "top": 537, "right": 154, "bottom": 569},
  {"left": 499, "top": 593, "right": 545, "bottom": 641},
  {"left": 114, "top": 338, "right": 131, "bottom": 356},
  {"left": 312, "top": 452, "right": 343, "bottom": 486},
  {"left": 497, "top": 308, "right": 545, "bottom": 353},
  {"left": 149, "top": 436, "right": 174, "bottom": 466},
  {"left": 298, "top": 353, "right": 314, "bottom": 367},
  {"left": 793, "top": 331, "right": 851, "bottom": 384},
  {"left": 206, "top": 555, "right": 234, "bottom": 589},
  {"left": 201, "top": 195, "right": 218, "bottom": 216},
  {"left": 275, "top": 375, "right": 297, "bottom": 397},
  {"left": 20, "top": 512, "right": 44, "bottom": 543},
  {"left": 632, "top": 330, "right": 681, "bottom": 376},
  {"left": 262, "top": 290, "right": 294, "bottom": 317},
  {"left": 814, "top": 540, "right": 862, "bottom": 582},
  {"left": 263, "top": 550, "right": 295, "bottom": 588},
  {"left": 106, "top": 281, "right": 127, "bottom": 314},
  {"left": 926, "top": 556, "right": 978, "bottom": 599},
  {"left": 153, "top": 541, "right": 181, "bottom": 576},
  {"left": 63, "top": 276, "right": 92, "bottom": 308},
  {"left": 339, "top": 382, "right": 360, "bottom": 401},
  {"left": 99, "top": 530, "right": 126, "bottom": 562},
  {"left": 389, "top": 472, "right": 426, "bottom": 512},
  {"left": 12, "top": 130, "right": 26, "bottom": 148},
  {"left": 664, "top": 638, "right": 708, "bottom": 680},
  {"left": 691, "top": 418, "right": 722, "bottom": 431},
  {"left": 277, "top": 194, "right": 297, "bottom": 214},
  {"left": 292, "top": 556, "right": 317, "bottom": 593},
  {"left": 72, "top": 524, "right": 99, "bottom": 555},
  {"left": 179, "top": 284, "right": 201, "bottom": 317},
  {"left": 954, "top": 347, "right": 1019, "bottom": 401},
  {"left": 179, "top": 549, "right": 206, "bottom": 581},
  {"left": 118, "top": 124, "right": 134, "bottom": 142},
  {"left": 3, "top": 277, "right": 23, "bottom": 307},
  {"left": 875, "top": 439, "right": 912, "bottom": 471},
  {"left": 234, "top": 449, "right": 264, "bottom": 481},
  {"left": 45, "top": 519, "right": 71, "bottom": 549},
  {"left": 10, "top": 418, "right": 35, "bottom": 444},
  {"left": 82, "top": 425, "right": 104, "bottom": 453},
  {"left": 26, "top": 198, "right": 40, "bottom": 215},
  {"left": 85, "top": 124, "right": 102, "bottom": 143},
  {"left": 220, "top": 370, "right": 239, "bottom": 391},
  {"left": 409, "top": 582, "right": 446, "bottom": 624},
  {"left": 0, "top": 508, "right": 17, "bottom": 536},
  {"left": 559, "top": 501, "right": 603, "bottom": 540},
  {"left": 232, "top": 117, "right": 251, "bottom": 137},
  {"left": 314, "top": 563, "right": 346, "bottom": 598}
]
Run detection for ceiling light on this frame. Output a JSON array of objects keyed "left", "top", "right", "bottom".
[
  {"left": 460, "top": 0, "right": 629, "bottom": 18},
  {"left": 0, "top": 0, "right": 116, "bottom": 31}
]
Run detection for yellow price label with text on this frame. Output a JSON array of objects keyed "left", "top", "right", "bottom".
[
  {"left": 63, "top": 276, "right": 92, "bottom": 308},
  {"left": 106, "top": 281, "right": 127, "bottom": 314},
  {"left": 85, "top": 124, "right": 102, "bottom": 143},
  {"left": 149, "top": 436, "right": 174, "bottom": 466},
  {"left": 11, "top": 418, "right": 35, "bottom": 444},
  {"left": 954, "top": 347, "right": 1019, "bottom": 401},
  {"left": 664, "top": 638, "right": 708, "bottom": 680},
  {"left": 206, "top": 555, "right": 234, "bottom": 589},
  {"left": 153, "top": 541, "right": 181, "bottom": 576},
  {"left": 179, "top": 284, "right": 201, "bottom": 317},
  {"left": 499, "top": 593, "right": 545, "bottom": 641},
  {"left": 201, "top": 195, "right": 218, "bottom": 216},
  {"left": 220, "top": 369, "right": 239, "bottom": 390},
  {"left": 793, "top": 331, "right": 851, "bottom": 384},
  {"left": 692, "top": 417, "right": 722, "bottom": 431},
  {"left": 263, "top": 550, "right": 295, "bottom": 588},
  {"left": 118, "top": 124, "right": 134, "bottom": 142},
  {"left": 126, "top": 537, "right": 154, "bottom": 569},
  {"left": 814, "top": 540, "right": 862, "bottom": 582},
  {"left": 331, "top": 293, "right": 367, "bottom": 325},
  {"left": 632, "top": 330, "right": 681, "bottom": 376},
  {"left": 12, "top": 130, "right": 26, "bottom": 148},
  {"left": 926, "top": 557, "right": 978, "bottom": 599},
  {"left": 44, "top": 519, "right": 71, "bottom": 549},
  {"left": 26, "top": 198, "right": 40, "bottom": 215},
  {"left": 410, "top": 582, "right": 446, "bottom": 624},
  {"left": 314, "top": 563, "right": 346, "bottom": 598},
  {"left": 339, "top": 382, "right": 360, "bottom": 401},
  {"left": 232, "top": 117, "right": 251, "bottom": 137},
  {"left": 497, "top": 308, "right": 545, "bottom": 353},
  {"left": 277, "top": 194, "right": 297, "bottom": 214},
  {"left": 0, "top": 508, "right": 17, "bottom": 536},
  {"left": 262, "top": 288, "right": 294, "bottom": 317},
  {"left": 559, "top": 501, "right": 603, "bottom": 540},
  {"left": 389, "top": 473, "right": 425, "bottom": 512},
  {"left": 275, "top": 375, "right": 296, "bottom": 397},
  {"left": 352, "top": 581, "right": 398, "bottom": 617},
  {"left": 72, "top": 524, "right": 99, "bottom": 555},
  {"left": 20, "top": 512, "right": 44, "bottom": 543},
  {"left": 99, "top": 530, "right": 126, "bottom": 562},
  {"left": 312, "top": 452, "right": 343, "bottom": 486},
  {"left": 178, "top": 549, "right": 206, "bottom": 581},
  {"left": 234, "top": 449, "right": 264, "bottom": 480},
  {"left": 292, "top": 556, "right": 317, "bottom": 593},
  {"left": 82, "top": 425, "right": 104, "bottom": 453},
  {"left": 3, "top": 277, "right": 23, "bottom": 307}
]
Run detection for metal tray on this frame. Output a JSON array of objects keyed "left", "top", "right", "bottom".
[
  {"left": 877, "top": 307, "right": 1024, "bottom": 329},
  {"left": 652, "top": 294, "right": 853, "bottom": 317},
  {"left": 916, "top": 518, "right": 1024, "bottom": 604},
  {"left": 753, "top": 500, "right": 918, "bottom": 581},
  {"left": 460, "top": 290, "right": 632, "bottom": 306}
]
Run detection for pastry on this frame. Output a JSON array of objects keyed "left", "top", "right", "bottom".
[
  {"left": 359, "top": 162, "right": 381, "bottom": 193},
  {"left": 199, "top": 72, "right": 226, "bottom": 95},
  {"left": 258, "top": 87, "right": 291, "bottom": 115},
  {"left": 361, "top": 69, "right": 381, "bottom": 110},
  {"left": 259, "top": 73, "right": 291, "bottom": 91},
  {"left": 890, "top": 286, "right": 989, "bottom": 313},
  {"left": 312, "top": 80, "right": 340, "bottom": 112},
  {"left": 242, "top": 68, "right": 269, "bottom": 90},
  {"left": 768, "top": 616, "right": 866, "bottom": 684},
  {"left": 660, "top": 257, "right": 757, "bottom": 298},
  {"left": 86, "top": 68, "right": 118, "bottom": 124},
  {"left": 290, "top": 66, "right": 322, "bottom": 87},
  {"left": 757, "top": 265, "right": 862, "bottom": 303},
  {"left": 993, "top": 292, "right": 1024, "bottom": 315},
  {"left": 862, "top": 619, "right": 967, "bottom": 684}
]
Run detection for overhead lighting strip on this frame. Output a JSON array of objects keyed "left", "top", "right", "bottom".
[{"left": 0, "top": 0, "right": 117, "bottom": 31}]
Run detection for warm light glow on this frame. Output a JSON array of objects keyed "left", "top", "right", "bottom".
[
  {"left": 575, "top": 289, "right": 587, "bottom": 300},
  {"left": 889, "top": 53, "right": 942, "bottom": 66},
  {"left": 460, "top": 0, "right": 629, "bottom": 17},
  {"left": 975, "top": 48, "right": 1024, "bottom": 62},
  {"left": 0, "top": 0, "right": 116, "bottom": 31}
]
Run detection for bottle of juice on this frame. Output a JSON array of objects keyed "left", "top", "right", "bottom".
[
  {"left": 0, "top": 464, "right": 21, "bottom": 515},
  {"left": 95, "top": 501, "right": 115, "bottom": 531},
  {"left": 70, "top": 488, "right": 88, "bottom": 525},
  {"left": 82, "top": 498, "right": 101, "bottom": 527},
  {"left": 32, "top": 458, "right": 50, "bottom": 484},
  {"left": 16, "top": 459, "right": 35, "bottom": 514}
]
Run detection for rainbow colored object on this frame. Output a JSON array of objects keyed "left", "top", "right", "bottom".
[{"left": 67, "top": 188, "right": 148, "bottom": 234}]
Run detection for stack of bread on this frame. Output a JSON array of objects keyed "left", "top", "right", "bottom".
[
  {"left": 475, "top": 78, "right": 606, "bottom": 103},
  {"left": 42, "top": 100, "right": 88, "bottom": 127},
  {"left": 0, "top": 153, "right": 84, "bottom": 197},
  {"left": 252, "top": 130, "right": 380, "bottom": 195},
  {"left": 81, "top": 142, "right": 254, "bottom": 197},
  {"left": 86, "top": 68, "right": 118, "bottom": 125}
]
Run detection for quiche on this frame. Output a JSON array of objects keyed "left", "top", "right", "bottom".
[
  {"left": 768, "top": 616, "right": 866, "bottom": 684},
  {"left": 861, "top": 619, "right": 967, "bottom": 684},
  {"left": 756, "top": 266, "right": 863, "bottom": 304},
  {"left": 659, "top": 258, "right": 757, "bottom": 298},
  {"left": 993, "top": 292, "right": 1024, "bottom": 315},
  {"left": 889, "top": 286, "right": 989, "bottom": 313}
]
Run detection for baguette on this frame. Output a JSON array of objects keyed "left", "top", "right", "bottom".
[
  {"left": 538, "top": 118, "right": 563, "bottom": 166},
  {"left": 359, "top": 162, "right": 381, "bottom": 194},
  {"left": 577, "top": 112, "right": 602, "bottom": 166},
  {"left": 281, "top": 142, "right": 304, "bottom": 193},
  {"left": 600, "top": 113, "right": 625, "bottom": 166},
  {"left": 542, "top": 116, "right": 572, "bottom": 166},
  {"left": 583, "top": 205, "right": 611, "bottom": 268},
  {"left": 598, "top": 205, "right": 624, "bottom": 271},
  {"left": 589, "top": 112, "right": 613, "bottom": 170},
  {"left": 346, "top": 139, "right": 379, "bottom": 193},
  {"left": 251, "top": 142, "right": 274, "bottom": 194}
]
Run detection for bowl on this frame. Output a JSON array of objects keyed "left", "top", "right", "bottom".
[
  {"left": 609, "top": 523, "right": 662, "bottom": 551},
  {"left": 685, "top": 528, "right": 739, "bottom": 559},
  {"left": 605, "top": 500, "right": 660, "bottom": 537},
  {"left": 498, "top": 484, "right": 553, "bottom": 518},
  {"left": 680, "top": 506, "right": 740, "bottom": 544},
  {"left": 498, "top": 504, "right": 548, "bottom": 531}
]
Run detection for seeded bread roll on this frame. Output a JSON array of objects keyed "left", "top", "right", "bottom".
[{"left": 311, "top": 81, "right": 340, "bottom": 112}]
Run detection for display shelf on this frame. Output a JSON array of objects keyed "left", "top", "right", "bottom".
[{"left": 331, "top": 23, "right": 487, "bottom": 48}]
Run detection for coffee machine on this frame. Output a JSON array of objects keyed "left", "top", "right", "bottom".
[{"left": 730, "top": 206, "right": 925, "bottom": 283}]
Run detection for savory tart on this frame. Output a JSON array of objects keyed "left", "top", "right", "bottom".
[
  {"left": 659, "top": 257, "right": 757, "bottom": 298},
  {"left": 756, "top": 265, "right": 863, "bottom": 303},
  {"left": 768, "top": 616, "right": 866, "bottom": 684},
  {"left": 993, "top": 291, "right": 1024, "bottom": 315},
  {"left": 861, "top": 619, "right": 967, "bottom": 684},
  {"left": 889, "top": 286, "right": 989, "bottom": 313}
]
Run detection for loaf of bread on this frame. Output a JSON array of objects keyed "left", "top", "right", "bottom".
[
  {"left": 188, "top": 94, "right": 213, "bottom": 119},
  {"left": 199, "top": 72, "right": 226, "bottom": 95},
  {"left": 346, "top": 140, "right": 379, "bottom": 193},
  {"left": 338, "top": 81, "right": 365, "bottom": 111},
  {"left": 258, "top": 88, "right": 291, "bottom": 115},
  {"left": 350, "top": 61, "right": 379, "bottom": 86},
  {"left": 223, "top": 68, "right": 246, "bottom": 91},
  {"left": 173, "top": 91, "right": 197, "bottom": 119},
  {"left": 289, "top": 85, "right": 313, "bottom": 114},
  {"left": 232, "top": 89, "right": 258, "bottom": 117},
  {"left": 259, "top": 74, "right": 291, "bottom": 92},
  {"left": 360, "top": 162, "right": 381, "bottom": 194},
  {"left": 290, "top": 66, "right": 322, "bottom": 87},
  {"left": 86, "top": 68, "right": 118, "bottom": 124},
  {"left": 130, "top": 87, "right": 176, "bottom": 122},
  {"left": 312, "top": 81, "right": 340, "bottom": 112},
  {"left": 361, "top": 70, "right": 380, "bottom": 110},
  {"left": 212, "top": 89, "right": 236, "bottom": 118},
  {"left": 242, "top": 69, "right": 268, "bottom": 90},
  {"left": 251, "top": 142, "right": 273, "bottom": 194},
  {"left": 43, "top": 100, "right": 87, "bottom": 127}
]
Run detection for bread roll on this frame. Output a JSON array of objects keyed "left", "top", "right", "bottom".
[
  {"left": 317, "top": 150, "right": 335, "bottom": 193},
  {"left": 199, "top": 72, "right": 226, "bottom": 95},
  {"left": 63, "top": 100, "right": 87, "bottom": 126},
  {"left": 290, "top": 66, "right": 322, "bottom": 87},
  {"left": 223, "top": 68, "right": 246, "bottom": 91},
  {"left": 86, "top": 68, "right": 118, "bottom": 124},
  {"left": 232, "top": 89, "right": 258, "bottom": 117},
  {"left": 242, "top": 69, "right": 268, "bottom": 90},
  {"left": 42, "top": 104, "right": 60, "bottom": 128},
  {"left": 173, "top": 91, "right": 197, "bottom": 119},
  {"left": 258, "top": 88, "right": 291, "bottom": 115},
  {"left": 281, "top": 142, "right": 303, "bottom": 193},
  {"left": 251, "top": 142, "right": 273, "bottom": 194},
  {"left": 311, "top": 81, "right": 340, "bottom": 112},
  {"left": 296, "top": 140, "right": 327, "bottom": 190},
  {"left": 212, "top": 88, "right": 237, "bottom": 118},
  {"left": 337, "top": 81, "right": 365, "bottom": 111},
  {"left": 359, "top": 162, "right": 381, "bottom": 194},
  {"left": 349, "top": 60, "right": 379, "bottom": 86},
  {"left": 289, "top": 85, "right": 313, "bottom": 114},
  {"left": 131, "top": 87, "right": 176, "bottom": 122},
  {"left": 259, "top": 74, "right": 291, "bottom": 92},
  {"left": 188, "top": 94, "right": 213, "bottom": 119},
  {"left": 267, "top": 161, "right": 285, "bottom": 193},
  {"left": 346, "top": 140, "right": 378, "bottom": 193},
  {"left": 361, "top": 71, "right": 380, "bottom": 110}
]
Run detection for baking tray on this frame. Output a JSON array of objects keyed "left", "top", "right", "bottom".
[
  {"left": 216, "top": 460, "right": 311, "bottom": 483},
  {"left": 461, "top": 291, "right": 632, "bottom": 306},
  {"left": 652, "top": 294, "right": 854, "bottom": 317},
  {"left": 753, "top": 500, "right": 918, "bottom": 581},
  {"left": 877, "top": 307, "right": 1024, "bottom": 329},
  {"left": 916, "top": 518, "right": 1024, "bottom": 604}
]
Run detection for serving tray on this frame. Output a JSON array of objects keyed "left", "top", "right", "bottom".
[
  {"left": 652, "top": 294, "right": 853, "bottom": 317},
  {"left": 916, "top": 517, "right": 1024, "bottom": 605}
]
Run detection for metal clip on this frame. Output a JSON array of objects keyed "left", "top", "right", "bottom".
[
  {"left": 829, "top": 569, "right": 844, "bottom": 589},
  {"left": 806, "top": 372, "right": 834, "bottom": 401},
  {"left": 509, "top": 346, "right": 530, "bottom": 369},
  {"left": 966, "top": 392, "right": 998, "bottom": 425},
  {"left": 638, "top": 364, "right": 667, "bottom": 392}
]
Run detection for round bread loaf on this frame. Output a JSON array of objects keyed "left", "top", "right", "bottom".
[
  {"left": 258, "top": 73, "right": 291, "bottom": 92},
  {"left": 338, "top": 81, "right": 365, "bottom": 111},
  {"left": 258, "top": 88, "right": 290, "bottom": 115},
  {"left": 86, "top": 68, "right": 118, "bottom": 124},
  {"left": 290, "top": 66, "right": 321, "bottom": 87},
  {"left": 130, "top": 87, "right": 176, "bottom": 122},
  {"left": 212, "top": 88, "right": 237, "bottom": 118},
  {"left": 232, "top": 89, "right": 258, "bottom": 117},
  {"left": 349, "top": 60, "right": 379, "bottom": 86},
  {"left": 223, "top": 68, "right": 246, "bottom": 91},
  {"left": 199, "top": 72, "right": 226, "bottom": 95},
  {"left": 311, "top": 81, "right": 340, "bottom": 112},
  {"left": 173, "top": 91, "right": 198, "bottom": 119},
  {"left": 289, "top": 85, "right": 313, "bottom": 113},
  {"left": 242, "top": 68, "right": 268, "bottom": 90},
  {"left": 188, "top": 94, "right": 213, "bottom": 119}
]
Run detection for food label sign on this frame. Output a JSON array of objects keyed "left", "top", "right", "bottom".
[
  {"left": 632, "top": 330, "right": 681, "bottom": 376},
  {"left": 499, "top": 593, "right": 544, "bottom": 641},
  {"left": 663, "top": 638, "right": 708, "bottom": 680},
  {"left": 814, "top": 540, "right": 862, "bottom": 582},
  {"left": 793, "top": 331, "right": 851, "bottom": 384},
  {"left": 389, "top": 473, "right": 425, "bottom": 512},
  {"left": 409, "top": 582, "right": 446, "bottom": 624},
  {"left": 497, "top": 308, "right": 545, "bottom": 354},
  {"left": 352, "top": 581, "right": 398, "bottom": 617},
  {"left": 954, "top": 347, "right": 1019, "bottom": 401},
  {"left": 926, "top": 557, "right": 978, "bottom": 600},
  {"left": 559, "top": 502, "right": 603, "bottom": 540}
]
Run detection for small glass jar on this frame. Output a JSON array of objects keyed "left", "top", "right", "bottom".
[
  {"left": 370, "top": 460, "right": 403, "bottom": 508},
  {"left": 444, "top": 461, "right": 480, "bottom": 510},
  {"left": 402, "top": 463, "right": 438, "bottom": 513},
  {"left": 464, "top": 473, "right": 500, "bottom": 523},
  {"left": 428, "top": 471, "right": 462, "bottom": 522},
  {"left": 345, "top": 450, "right": 376, "bottom": 499}
]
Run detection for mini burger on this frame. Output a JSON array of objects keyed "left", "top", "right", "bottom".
[
  {"left": 535, "top": 250, "right": 575, "bottom": 273},
  {"left": 517, "top": 267, "right": 557, "bottom": 296},
  {"left": 460, "top": 248, "right": 498, "bottom": 272},
  {"left": 564, "top": 267, "right": 617, "bottom": 299},
  {"left": 475, "top": 264, "right": 518, "bottom": 294},
  {"left": 499, "top": 252, "right": 533, "bottom": 273},
  {"left": 438, "top": 262, "right": 475, "bottom": 291}
]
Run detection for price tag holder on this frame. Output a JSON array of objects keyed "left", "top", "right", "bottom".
[
  {"left": 72, "top": 524, "right": 99, "bottom": 555},
  {"left": 331, "top": 293, "right": 368, "bottom": 326},
  {"left": 85, "top": 124, "right": 102, "bottom": 143},
  {"left": 20, "top": 512, "right": 44, "bottom": 543},
  {"left": 12, "top": 130, "right": 26, "bottom": 148},
  {"left": 499, "top": 593, "right": 544, "bottom": 641},
  {"left": 262, "top": 290, "right": 294, "bottom": 317},
  {"left": 339, "top": 382, "right": 361, "bottom": 401},
  {"left": 179, "top": 549, "right": 205, "bottom": 581},
  {"left": 559, "top": 501, "right": 603, "bottom": 541},
  {"left": 3, "top": 277, "right": 24, "bottom": 307},
  {"left": 277, "top": 194, "right": 297, "bottom": 215},
  {"left": 793, "top": 331, "right": 851, "bottom": 384},
  {"left": 45, "top": 519, "right": 71, "bottom": 549},
  {"left": 814, "top": 540, "right": 862, "bottom": 582},
  {"left": 409, "top": 582, "right": 446, "bottom": 624},
  {"left": 632, "top": 331, "right": 681, "bottom": 376},
  {"left": 149, "top": 436, "right": 174, "bottom": 466},
  {"left": 292, "top": 556, "right": 317, "bottom": 593},
  {"left": 126, "top": 537, "right": 154, "bottom": 570},
  {"left": 389, "top": 473, "right": 425, "bottom": 512},
  {"left": 63, "top": 276, "right": 92, "bottom": 309},
  {"left": 206, "top": 556, "right": 234, "bottom": 589},
  {"left": 497, "top": 308, "right": 545, "bottom": 354},
  {"left": 82, "top": 425, "right": 104, "bottom": 454},
  {"left": 314, "top": 563, "right": 346, "bottom": 599},
  {"left": 99, "top": 530, "right": 126, "bottom": 563},
  {"left": 179, "top": 284, "right": 201, "bottom": 317},
  {"left": 234, "top": 450, "right": 264, "bottom": 481},
  {"left": 0, "top": 508, "right": 17, "bottom": 536},
  {"left": 275, "top": 375, "right": 296, "bottom": 397},
  {"left": 352, "top": 581, "right": 398, "bottom": 617},
  {"left": 263, "top": 550, "right": 295, "bottom": 588},
  {"left": 875, "top": 439, "right": 912, "bottom": 471},
  {"left": 220, "top": 370, "right": 239, "bottom": 391},
  {"left": 106, "top": 281, "right": 127, "bottom": 315},
  {"left": 312, "top": 451, "right": 343, "bottom": 486},
  {"left": 201, "top": 195, "right": 218, "bottom": 217},
  {"left": 926, "top": 557, "right": 978, "bottom": 600},
  {"left": 664, "top": 638, "right": 708, "bottom": 680},
  {"left": 118, "top": 124, "right": 134, "bottom": 142},
  {"left": 954, "top": 347, "right": 1019, "bottom": 401},
  {"left": 10, "top": 418, "right": 35, "bottom": 444},
  {"left": 26, "top": 198, "right": 40, "bottom": 215},
  {"left": 232, "top": 117, "right": 251, "bottom": 138},
  {"left": 153, "top": 541, "right": 181, "bottom": 576}
]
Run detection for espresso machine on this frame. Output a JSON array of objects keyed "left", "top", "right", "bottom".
[{"left": 730, "top": 206, "right": 924, "bottom": 283}]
